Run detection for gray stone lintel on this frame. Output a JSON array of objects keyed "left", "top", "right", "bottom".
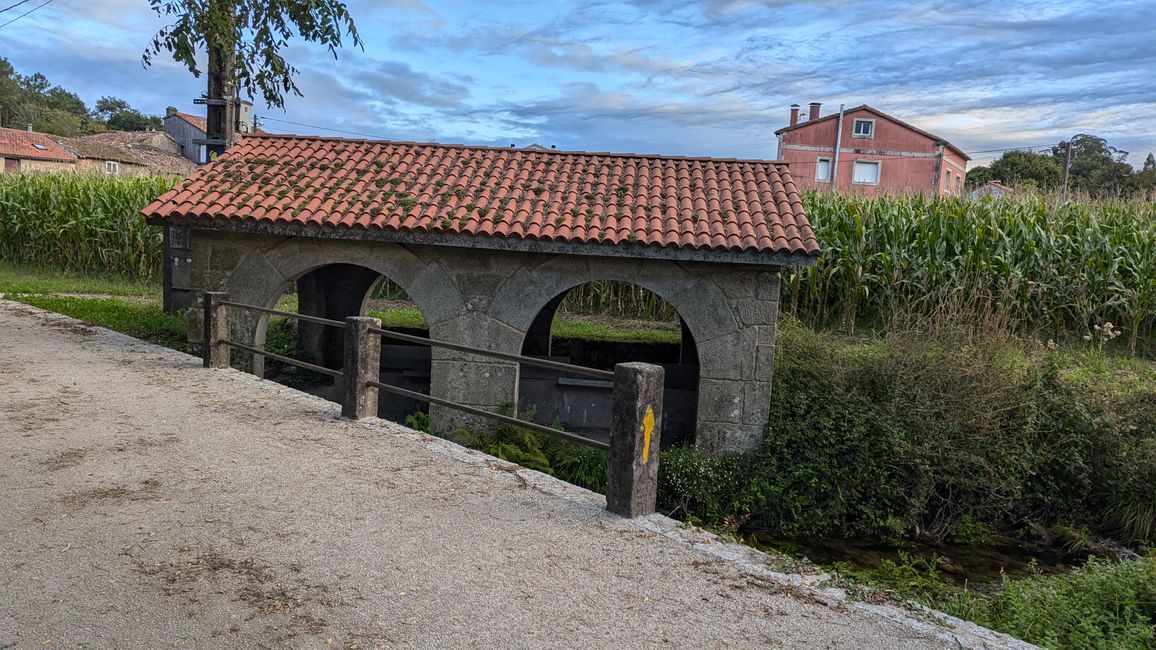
[{"left": 147, "top": 217, "right": 818, "bottom": 268}]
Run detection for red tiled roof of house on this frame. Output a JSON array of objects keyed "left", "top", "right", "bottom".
[
  {"left": 173, "top": 111, "right": 207, "bottom": 132},
  {"left": 144, "top": 134, "right": 820, "bottom": 258},
  {"left": 774, "top": 105, "right": 971, "bottom": 161},
  {"left": 0, "top": 127, "right": 76, "bottom": 162}
]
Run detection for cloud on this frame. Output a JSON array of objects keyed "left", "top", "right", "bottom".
[{"left": 7, "top": 0, "right": 1155, "bottom": 167}]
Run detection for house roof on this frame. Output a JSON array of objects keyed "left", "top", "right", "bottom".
[
  {"left": 774, "top": 105, "right": 971, "bottom": 161},
  {"left": 0, "top": 127, "right": 75, "bottom": 163},
  {"left": 60, "top": 132, "right": 199, "bottom": 176},
  {"left": 169, "top": 111, "right": 207, "bottom": 132},
  {"left": 143, "top": 133, "right": 820, "bottom": 260}
]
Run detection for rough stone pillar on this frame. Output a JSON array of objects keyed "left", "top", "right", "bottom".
[
  {"left": 202, "top": 291, "right": 230, "bottom": 369},
  {"left": 342, "top": 316, "right": 381, "bottom": 419},
  {"left": 607, "top": 362, "right": 664, "bottom": 517},
  {"left": 427, "top": 312, "right": 523, "bottom": 434},
  {"left": 694, "top": 268, "right": 782, "bottom": 455}
]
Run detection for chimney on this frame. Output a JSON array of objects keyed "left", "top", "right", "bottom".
[
  {"left": 789, "top": 104, "right": 800, "bottom": 126},
  {"left": 808, "top": 102, "right": 822, "bottom": 121},
  {"left": 165, "top": 106, "right": 178, "bottom": 118},
  {"left": 26, "top": 124, "right": 32, "bottom": 132}
]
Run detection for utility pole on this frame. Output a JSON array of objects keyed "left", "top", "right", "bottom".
[
  {"left": 197, "top": 0, "right": 236, "bottom": 162},
  {"left": 1061, "top": 133, "right": 1086, "bottom": 199}
]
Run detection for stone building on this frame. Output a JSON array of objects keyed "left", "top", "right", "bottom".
[
  {"left": 0, "top": 126, "right": 76, "bottom": 173},
  {"left": 58, "top": 131, "right": 198, "bottom": 177},
  {"left": 142, "top": 134, "right": 820, "bottom": 454}
]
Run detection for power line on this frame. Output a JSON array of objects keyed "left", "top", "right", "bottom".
[
  {"left": 0, "top": 0, "right": 55, "bottom": 29},
  {"left": 257, "top": 115, "right": 394, "bottom": 140},
  {"left": 0, "top": 0, "right": 34, "bottom": 14}
]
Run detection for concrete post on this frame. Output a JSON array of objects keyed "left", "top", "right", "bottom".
[
  {"left": 606, "top": 362, "right": 665, "bottom": 518},
  {"left": 342, "top": 316, "right": 381, "bottom": 419},
  {"left": 202, "top": 291, "right": 230, "bottom": 369}
]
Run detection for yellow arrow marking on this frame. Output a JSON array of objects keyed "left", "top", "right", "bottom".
[{"left": 641, "top": 406, "right": 655, "bottom": 465}]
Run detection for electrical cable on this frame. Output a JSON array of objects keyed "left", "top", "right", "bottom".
[
  {"left": 0, "top": 0, "right": 56, "bottom": 29},
  {"left": 0, "top": 0, "right": 35, "bottom": 14}
]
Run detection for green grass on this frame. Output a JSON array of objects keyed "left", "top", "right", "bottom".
[
  {"left": 364, "top": 306, "right": 681, "bottom": 344},
  {"left": 844, "top": 552, "right": 1156, "bottom": 650},
  {"left": 0, "top": 261, "right": 158, "bottom": 297},
  {"left": 13, "top": 294, "right": 186, "bottom": 350},
  {"left": 367, "top": 307, "right": 427, "bottom": 329},
  {"left": 551, "top": 317, "right": 680, "bottom": 344}
]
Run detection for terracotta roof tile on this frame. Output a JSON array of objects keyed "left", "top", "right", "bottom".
[
  {"left": 143, "top": 134, "right": 821, "bottom": 258},
  {"left": 0, "top": 127, "right": 76, "bottom": 163}
]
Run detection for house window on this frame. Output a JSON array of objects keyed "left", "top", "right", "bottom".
[
  {"left": 852, "top": 119, "right": 875, "bottom": 138},
  {"left": 197, "top": 144, "right": 208, "bottom": 164},
  {"left": 32, "top": 143, "right": 49, "bottom": 150},
  {"left": 103, "top": 160, "right": 120, "bottom": 175},
  {"left": 946, "top": 170, "right": 953, "bottom": 193},
  {"left": 956, "top": 176, "right": 962, "bottom": 193},
  {"left": 815, "top": 157, "right": 832, "bottom": 182},
  {"left": 852, "top": 160, "right": 881, "bottom": 185}
]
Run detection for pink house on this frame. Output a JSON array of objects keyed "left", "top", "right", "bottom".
[{"left": 775, "top": 103, "right": 970, "bottom": 196}]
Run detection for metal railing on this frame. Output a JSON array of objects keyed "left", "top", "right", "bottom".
[{"left": 201, "top": 291, "right": 665, "bottom": 517}]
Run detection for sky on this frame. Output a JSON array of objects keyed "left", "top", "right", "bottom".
[{"left": 3, "top": 0, "right": 1154, "bottom": 168}]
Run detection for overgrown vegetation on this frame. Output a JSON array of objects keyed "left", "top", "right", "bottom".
[
  {"left": 658, "top": 315, "right": 1156, "bottom": 546},
  {"left": 846, "top": 552, "right": 1156, "bottom": 650},
  {"left": 0, "top": 174, "right": 176, "bottom": 281}
]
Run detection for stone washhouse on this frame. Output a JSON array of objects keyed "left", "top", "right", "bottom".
[{"left": 143, "top": 134, "right": 820, "bottom": 454}]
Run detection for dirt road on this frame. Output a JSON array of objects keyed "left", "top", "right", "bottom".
[{"left": 0, "top": 299, "right": 1028, "bottom": 649}]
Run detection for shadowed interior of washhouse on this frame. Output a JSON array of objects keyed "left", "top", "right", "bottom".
[
  {"left": 262, "top": 263, "right": 432, "bottom": 423},
  {"left": 519, "top": 281, "right": 699, "bottom": 447}
]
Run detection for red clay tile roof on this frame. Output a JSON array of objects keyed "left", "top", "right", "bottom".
[
  {"left": 0, "top": 127, "right": 76, "bottom": 163},
  {"left": 775, "top": 104, "right": 971, "bottom": 161},
  {"left": 144, "top": 134, "right": 820, "bottom": 258},
  {"left": 172, "top": 111, "right": 207, "bottom": 132}
]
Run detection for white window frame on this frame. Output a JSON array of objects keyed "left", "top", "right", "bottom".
[
  {"left": 103, "top": 160, "right": 120, "bottom": 175},
  {"left": 815, "top": 157, "right": 832, "bottom": 182},
  {"left": 945, "top": 169, "right": 953, "bottom": 193},
  {"left": 852, "top": 118, "right": 875, "bottom": 138},
  {"left": 851, "top": 159, "right": 881, "bottom": 185},
  {"left": 197, "top": 144, "right": 208, "bottom": 164}
]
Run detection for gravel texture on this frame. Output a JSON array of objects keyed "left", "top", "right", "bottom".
[{"left": 0, "top": 299, "right": 1029, "bottom": 649}]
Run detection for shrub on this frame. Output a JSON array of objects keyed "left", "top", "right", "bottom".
[{"left": 658, "top": 316, "right": 1156, "bottom": 545}]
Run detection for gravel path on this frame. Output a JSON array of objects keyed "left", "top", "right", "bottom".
[{"left": 0, "top": 299, "right": 1024, "bottom": 649}]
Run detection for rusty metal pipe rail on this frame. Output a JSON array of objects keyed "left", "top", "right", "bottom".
[
  {"left": 218, "top": 301, "right": 346, "bottom": 330},
  {"left": 365, "top": 379, "right": 609, "bottom": 451},
  {"left": 201, "top": 292, "right": 664, "bottom": 517},
  {"left": 222, "top": 340, "right": 343, "bottom": 378},
  {"left": 367, "top": 326, "right": 613, "bottom": 381}
]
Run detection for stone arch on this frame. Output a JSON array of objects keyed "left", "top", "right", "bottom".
[
  {"left": 488, "top": 254, "right": 740, "bottom": 369},
  {"left": 488, "top": 254, "right": 746, "bottom": 449},
  {"left": 220, "top": 238, "right": 464, "bottom": 378}
]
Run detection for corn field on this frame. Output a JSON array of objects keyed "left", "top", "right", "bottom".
[
  {"left": 782, "top": 193, "right": 1156, "bottom": 350},
  {"left": 0, "top": 173, "right": 177, "bottom": 281}
]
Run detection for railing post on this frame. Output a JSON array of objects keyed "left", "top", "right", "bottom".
[
  {"left": 202, "top": 291, "right": 230, "bottom": 369},
  {"left": 607, "top": 362, "right": 664, "bottom": 517},
  {"left": 342, "top": 316, "right": 381, "bottom": 419}
]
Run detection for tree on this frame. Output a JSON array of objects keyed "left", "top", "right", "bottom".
[
  {"left": 1052, "top": 136, "right": 1133, "bottom": 198},
  {"left": 142, "top": 0, "right": 362, "bottom": 109},
  {"left": 984, "top": 151, "right": 1061, "bottom": 190},
  {"left": 95, "top": 96, "right": 163, "bottom": 131},
  {"left": 964, "top": 166, "right": 994, "bottom": 190},
  {"left": 1144, "top": 153, "right": 1155, "bottom": 172}
]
